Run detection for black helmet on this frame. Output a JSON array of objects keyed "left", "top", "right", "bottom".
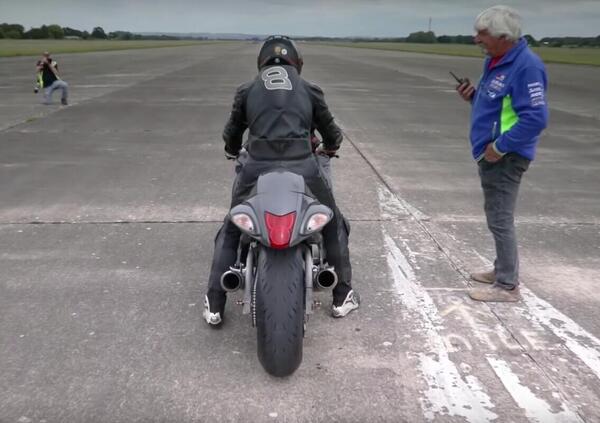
[{"left": 257, "top": 35, "right": 303, "bottom": 74}]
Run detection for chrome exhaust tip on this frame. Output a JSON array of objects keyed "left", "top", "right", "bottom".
[
  {"left": 315, "top": 267, "right": 338, "bottom": 291},
  {"left": 220, "top": 268, "right": 243, "bottom": 292}
]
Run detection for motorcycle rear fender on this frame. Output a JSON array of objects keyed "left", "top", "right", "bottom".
[{"left": 230, "top": 193, "right": 332, "bottom": 248}]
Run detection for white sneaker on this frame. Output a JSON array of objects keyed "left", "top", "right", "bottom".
[
  {"left": 203, "top": 295, "right": 223, "bottom": 326},
  {"left": 332, "top": 290, "right": 360, "bottom": 318}
]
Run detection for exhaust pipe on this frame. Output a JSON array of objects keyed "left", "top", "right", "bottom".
[
  {"left": 220, "top": 267, "right": 244, "bottom": 292},
  {"left": 314, "top": 267, "right": 338, "bottom": 291}
]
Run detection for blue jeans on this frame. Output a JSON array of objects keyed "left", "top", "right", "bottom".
[
  {"left": 478, "top": 153, "right": 530, "bottom": 289},
  {"left": 43, "top": 80, "right": 68, "bottom": 104}
]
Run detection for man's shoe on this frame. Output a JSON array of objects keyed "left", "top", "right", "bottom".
[
  {"left": 468, "top": 284, "right": 521, "bottom": 302},
  {"left": 61, "top": 98, "right": 68, "bottom": 106},
  {"left": 203, "top": 295, "right": 224, "bottom": 327},
  {"left": 332, "top": 290, "right": 360, "bottom": 318},
  {"left": 470, "top": 270, "right": 495, "bottom": 284}
]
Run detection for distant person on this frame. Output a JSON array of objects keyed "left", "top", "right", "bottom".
[
  {"left": 455, "top": 5, "right": 548, "bottom": 302},
  {"left": 36, "top": 51, "right": 68, "bottom": 105}
]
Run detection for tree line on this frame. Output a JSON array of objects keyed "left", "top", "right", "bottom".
[
  {"left": 2, "top": 23, "right": 599, "bottom": 47},
  {"left": 303, "top": 31, "right": 600, "bottom": 47},
  {"left": 0, "top": 23, "right": 185, "bottom": 41},
  {"left": 381, "top": 31, "right": 600, "bottom": 47}
]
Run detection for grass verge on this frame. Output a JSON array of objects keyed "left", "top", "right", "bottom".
[
  {"left": 320, "top": 42, "right": 600, "bottom": 66},
  {"left": 0, "top": 39, "right": 224, "bottom": 57}
]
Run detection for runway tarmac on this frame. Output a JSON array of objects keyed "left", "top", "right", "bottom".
[{"left": 1, "top": 42, "right": 599, "bottom": 422}]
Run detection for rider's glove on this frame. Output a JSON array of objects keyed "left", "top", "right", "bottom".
[
  {"left": 315, "top": 145, "right": 339, "bottom": 158},
  {"left": 224, "top": 146, "right": 239, "bottom": 160}
]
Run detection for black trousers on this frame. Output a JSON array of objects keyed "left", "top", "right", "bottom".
[{"left": 206, "top": 152, "right": 352, "bottom": 306}]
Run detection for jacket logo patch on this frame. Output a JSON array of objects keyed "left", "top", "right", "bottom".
[
  {"left": 528, "top": 82, "right": 545, "bottom": 107},
  {"left": 486, "top": 76, "right": 506, "bottom": 99}
]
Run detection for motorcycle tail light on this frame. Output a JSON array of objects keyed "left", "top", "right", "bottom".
[
  {"left": 265, "top": 212, "right": 296, "bottom": 249},
  {"left": 305, "top": 212, "right": 330, "bottom": 233},
  {"left": 231, "top": 213, "right": 255, "bottom": 233}
]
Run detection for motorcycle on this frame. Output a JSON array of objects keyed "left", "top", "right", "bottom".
[{"left": 219, "top": 164, "right": 338, "bottom": 377}]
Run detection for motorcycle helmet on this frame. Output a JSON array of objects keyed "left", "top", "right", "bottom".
[{"left": 257, "top": 35, "right": 303, "bottom": 74}]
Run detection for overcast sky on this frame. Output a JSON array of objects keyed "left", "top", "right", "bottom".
[{"left": 1, "top": 0, "right": 599, "bottom": 38}]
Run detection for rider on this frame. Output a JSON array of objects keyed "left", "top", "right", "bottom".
[{"left": 204, "top": 35, "right": 359, "bottom": 326}]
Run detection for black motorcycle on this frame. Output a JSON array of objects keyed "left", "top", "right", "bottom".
[{"left": 219, "top": 169, "right": 338, "bottom": 377}]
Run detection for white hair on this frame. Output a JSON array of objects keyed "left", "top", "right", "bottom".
[{"left": 474, "top": 5, "right": 522, "bottom": 41}]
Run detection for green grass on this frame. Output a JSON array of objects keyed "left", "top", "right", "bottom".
[
  {"left": 0, "top": 39, "right": 223, "bottom": 57},
  {"left": 320, "top": 42, "right": 600, "bottom": 66}
]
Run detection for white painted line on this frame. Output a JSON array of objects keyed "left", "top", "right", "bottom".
[
  {"left": 73, "top": 84, "right": 129, "bottom": 88},
  {"left": 377, "top": 185, "right": 430, "bottom": 221},
  {"left": 520, "top": 287, "right": 600, "bottom": 381},
  {"left": 487, "top": 356, "right": 583, "bottom": 423},
  {"left": 103, "top": 73, "right": 151, "bottom": 77},
  {"left": 475, "top": 253, "right": 600, "bottom": 382},
  {"left": 384, "top": 232, "right": 498, "bottom": 421},
  {"left": 374, "top": 154, "right": 597, "bottom": 419}
]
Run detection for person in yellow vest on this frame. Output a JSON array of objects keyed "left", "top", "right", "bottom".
[{"left": 36, "top": 51, "right": 68, "bottom": 105}]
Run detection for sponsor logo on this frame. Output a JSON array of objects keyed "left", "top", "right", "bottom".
[
  {"left": 527, "top": 81, "right": 543, "bottom": 88},
  {"left": 489, "top": 80, "right": 505, "bottom": 91},
  {"left": 531, "top": 98, "right": 546, "bottom": 107},
  {"left": 526, "top": 81, "right": 545, "bottom": 107}
]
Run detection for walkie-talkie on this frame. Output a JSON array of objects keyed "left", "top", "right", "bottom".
[{"left": 450, "top": 71, "right": 470, "bottom": 86}]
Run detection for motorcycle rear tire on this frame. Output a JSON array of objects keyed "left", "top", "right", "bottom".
[{"left": 255, "top": 246, "right": 305, "bottom": 377}]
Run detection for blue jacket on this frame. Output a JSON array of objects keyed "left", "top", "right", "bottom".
[{"left": 470, "top": 38, "right": 548, "bottom": 161}]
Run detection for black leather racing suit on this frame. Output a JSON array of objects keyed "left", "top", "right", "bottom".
[{"left": 206, "top": 64, "right": 352, "bottom": 309}]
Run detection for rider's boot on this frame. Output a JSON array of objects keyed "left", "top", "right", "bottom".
[
  {"left": 332, "top": 282, "right": 360, "bottom": 318},
  {"left": 203, "top": 290, "right": 226, "bottom": 327}
]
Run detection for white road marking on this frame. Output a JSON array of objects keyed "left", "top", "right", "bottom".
[
  {"left": 376, "top": 181, "right": 600, "bottom": 420},
  {"left": 384, "top": 232, "right": 498, "bottom": 421},
  {"left": 377, "top": 185, "right": 429, "bottom": 221},
  {"left": 379, "top": 176, "right": 600, "bottom": 385},
  {"left": 487, "top": 356, "right": 583, "bottom": 423},
  {"left": 520, "top": 287, "right": 600, "bottom": 381},
  {"left": 474, "top": 254, "right": 600, "bottom": 382},
  {"left": 73, "top": 84, "right": 129, "bottom": 88}
]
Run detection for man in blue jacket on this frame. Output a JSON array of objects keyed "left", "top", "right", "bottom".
[{"left": 456, "top": 5, "right": 548, "bottom": 302}]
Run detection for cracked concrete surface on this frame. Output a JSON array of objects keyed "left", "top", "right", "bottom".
[{"left": 1, "top": 43, "right": 599, "bottom": 422}]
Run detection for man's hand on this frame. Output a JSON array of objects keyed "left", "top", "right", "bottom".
[
  {"left": 456, "top": 80, "right": 475, "bottom": 102},
  {"left": 484, "top": 143, "right": 502, "bottom": 163},
  {"left": 310, "top": 133, "right": 321, "bottom": 152}
]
